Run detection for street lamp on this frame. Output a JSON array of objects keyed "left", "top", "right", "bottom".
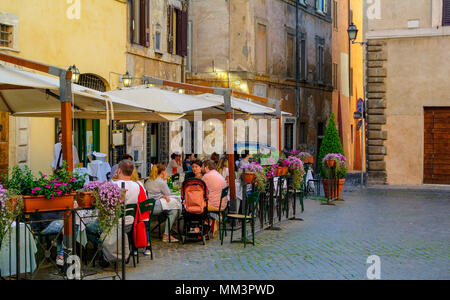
[
  {"left": 347, "top": 22, "right": 358, "bottom": 42},
  {"left": 69, "top": 65, "right": 80, "bottom": 83},
  {"left": 122, "top": 71, "right": 132, "bottom": 88}
]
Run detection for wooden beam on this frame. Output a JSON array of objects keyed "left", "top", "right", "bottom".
[
  {"left": 0, "top": 84, "right": 35, "bottom": 91},
  {"left": 231, "top": 90, "right": 268, "bottom": 103},
  {"left": 60, "top": 101, "right": 73, "bottom": 172}
]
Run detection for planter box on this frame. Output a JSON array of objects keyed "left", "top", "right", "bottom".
[
  {"left": 244, "top": 172, "right": 255, "bottom": 184},
  {"left": 76, "top": 191, "right": 94, "bottom": 209},
  {"left": 303, "top": 156, "right": 314, "bottom": 164},
  {"left": 22, "top": 193, "right": 75, "bottom": 213},
  {"left": 322, "top": 179, "right": 345, "bottom": 199}
]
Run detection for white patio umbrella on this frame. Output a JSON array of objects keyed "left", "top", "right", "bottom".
[
  {"left": 0, "top": 64, "right": 167, "bottom": 121},
  {"left": 105, "top": 85, "right": 225, "bottom": 115}
]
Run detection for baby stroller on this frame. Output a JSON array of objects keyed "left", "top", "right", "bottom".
[{"left": 180, "top": 178, "right": 210, "bottom": 245}]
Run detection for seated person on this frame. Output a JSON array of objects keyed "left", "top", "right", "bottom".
[
  {"left": 86, "top": 160, "right": 140, "bottom": 244},
  {"left": 183, "top": 154, "right": 195, "bottom": 172},
  {"left": 183, "top": 159, "right": 204, "bottom": 181},
  {"left": 110, "top": 154, "right": 139, "bottom": 181},
  {"left": 144, "top": 163, "right": 181, "bottom": 243},
  {"left": 201, "top": 160, "right": 227, "bottom": 238}
]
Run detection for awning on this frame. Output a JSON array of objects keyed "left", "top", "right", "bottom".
[
  {"left": 195, "top": 93, "right": 292, "bottom": 116},
  {"left": 0, "top": 64, "right": 164, "bottom": 121},
  {"left": 104, "top": 85, "right": 225, "bottom": 114}
]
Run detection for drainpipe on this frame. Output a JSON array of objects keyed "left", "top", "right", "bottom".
[{"left": 295, "top": 0, "right": 301, "bottom": 149}]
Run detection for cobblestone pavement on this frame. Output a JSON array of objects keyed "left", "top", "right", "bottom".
[{"left": 125, "top": 187, "right": 450, "bottom": 280}]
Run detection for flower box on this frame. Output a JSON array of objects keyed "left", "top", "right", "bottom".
[
  {"left": 244, "top": 172, "right": 256, "bottom": 184},
  {"left": 23, "top": 193, "right": 75, "bottom": 213},
  {"left": 322, "top": 179, "right": 345, "bottom": 199},
  {"left": 304, "top": 156, "right": 314, "bottom": 164},
  {"left": 76, "top": 191, "right": 94, "bottom": 209},
  {"left": 325, "top": 159, "right": 336, "bottom": 167}
]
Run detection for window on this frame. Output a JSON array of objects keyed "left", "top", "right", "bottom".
[
  {"left": 316, "top": 37, "right": 325, "bottom": 83},
  {"left": 254, "top": 83, "right": 267, "bottom": 98},
  {"left": 131, "top": 0, "right": 149, "bottom": 47},
  {"left": 316, "top": 0, "right": 328, "bottom": 14},
  {"left": 333, "top": 63, "right": 338, "bottom": 90},
  {"left": 299, "top": 122, "right": 307, "bottom": 144},
  {"left": 0, "top": 24, "right": 12, "bottom": 48},
  {"left": 167, "top": 5, "right": 188, "bottom": 56},
  {"left": 78, "top": 74, "right": 107, "bottom": 92},
  {"left": 0, "top": 12, "right": 18, "bottom": 51},
  {"left": 286, "top": 33, "right": 295, "bottom": 78},
  {"left": 256, "top": 23, "right": 267, "bottom": 74},
  {"left": 186, "top": 20, "right": 193, "bottom": 72},
  {"left": 443, "top": 0, "right": 450, "bottom": 26},
  {"left": 300, "top": 33, "right": 307, "bottom": 80},
  {"left": 333, "top": 0, "right": 338, "bottom": 30}
]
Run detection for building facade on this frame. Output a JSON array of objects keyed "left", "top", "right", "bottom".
[
  {"left": 364, "top": 0, "right": 450, "bottom": 184},
  {"left": 0, "top": 0, "right": 128, "bottom": 177},
  {"left": 186, "top": 0, "right": 333, "bottom": 161},
  {"left": 331, "top": 0, "right": 364, "bottom": 172}
]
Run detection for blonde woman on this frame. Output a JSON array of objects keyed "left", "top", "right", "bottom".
[
  {"left": 144, "top": 164, "right": 181, "bottom": 243},
  {"left": 217, "top": 158, "right": 229, "bottom": 184}
]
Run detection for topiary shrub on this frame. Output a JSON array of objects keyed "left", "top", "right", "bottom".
[{"left": 318, "top": 113, "right": 345, "bottom": 178}]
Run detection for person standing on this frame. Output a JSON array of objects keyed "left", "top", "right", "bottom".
[
  {"left": 51, "top": 131, "right": 80, "bottom": 172},
  {"left": 167, "top": 152, "right": 183, "bottom": 176}
]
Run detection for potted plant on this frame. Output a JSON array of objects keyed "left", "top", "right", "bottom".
[
  {"left": 317, "top": 113, "right": 346, "bottom": 198},
  {"left": 77, "top": 181, "right": 103, "bottom": 209},
  {"left": 297, "top": 152, "right": 314, "bottom": 164},
  {"left": 239, "top": 161, "right": 267, "bottom": 192},
  {"left": 2, "top": 163, "right": 86, "bottom": 213},
  {"left": 286, "top": 156, "right": 306, "bottom": 190},
  {"left": 84, "top": 181, "right": 125, "bottom": 235},
  {"left": 321, "top": 153, "right": 347, "bottom": 199},
  {"left": 0, "top": 184, "right": 23, "bottom": 247}
]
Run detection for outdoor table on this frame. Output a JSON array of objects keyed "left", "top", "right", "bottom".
[
  {"left": 0, "top": 222, "right": 37, "bottom": 278},
  {"left": 74, "top": 167, "right": 90, "bottom": 186},
  {"left": 87, "top": 161, "right": 111, "bottom": 182}
]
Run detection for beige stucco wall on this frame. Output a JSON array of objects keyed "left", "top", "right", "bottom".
[
  {"left": 368, "top": 0, "right": 432, "bottom": 31},
  {"left": 0, "top": 0, "right": 127, "bottom": 175},
  {"left": 383, "top": 36, "right": 450, "bottom": 185}
]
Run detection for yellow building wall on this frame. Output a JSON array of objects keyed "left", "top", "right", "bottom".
[
  {"left": 331, "top": 0, "right": 364, "bottom": 171},
  {"left": 0, "top": 0, "right": 127, "bottom": 174}
]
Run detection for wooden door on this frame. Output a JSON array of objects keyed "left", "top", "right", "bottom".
[
  {"left": 424, "top": 107, "right": 450, "bottom": 184},
  {"left": 0, "top": 112, "right": 8, "bottom": 181}
]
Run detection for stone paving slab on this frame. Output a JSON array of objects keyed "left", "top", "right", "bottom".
[{"left": 125, "top": 187, "right": 450, "bottom": 280}]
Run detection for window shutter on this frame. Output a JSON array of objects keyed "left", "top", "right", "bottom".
[
  {"left": 167, "top": 5, "right": 174, "bottom": 54},
  {"left": 176, "top": 9, "right": 182, "bottom": 55},
  {"left": 139, "top": 0, "right": 146, "bottom": 46},
  {"left": 145, "top": 0, "right": 150, "bottom": 47},
  {"left": 180, "top": 10, "right": 188, "bottom": 57},
  {"left": 131, "top": 0, "right": 136, "bottom": 44},
  {"left": 443, "top": 0, "right": 450, "bottom": 26}
]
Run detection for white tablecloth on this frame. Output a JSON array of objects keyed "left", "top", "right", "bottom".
[
  {"left": 0, "top": 222, "right": 37, "bottom": 277},
  {"left": 162, "top": 194, "right": 182, "bottom": 210},
  {"left": 87, "top": 161, "right": 111, "bottom": 182},
  {"left": 74, "top": 167, "right": 90, "bottom": 186}
]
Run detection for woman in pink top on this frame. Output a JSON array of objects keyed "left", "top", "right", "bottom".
[
  {"left": 202, "top": 160, "right": 227, "bottom": 210},
  {"left": 201, "top": 160, "right": 227, "bottom": 238}
]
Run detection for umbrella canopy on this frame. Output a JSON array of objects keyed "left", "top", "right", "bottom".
[
  {"left": 105, "top": 85, "right": 225, "bottom": 114},
  {"left": 0, "top": 64, "right": 164, "bottom": 121}
]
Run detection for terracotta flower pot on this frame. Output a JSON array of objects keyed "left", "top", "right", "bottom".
[
  {"left": 325, "top": 159, "right": 336, "bottom": 167},
  {"left": 277, "top": 168, "right": 283, "bottom": 176},
  {"left": 282, "top": 166, "right": 289, "bottom": 175},
  {"left": 322, "top": 178, "right": 345, "bottom": 199},
  {"left": 304, "top": 156, "right": 314, "bottom": 164},
  {"left": 76, "top": 191, "right": 94, "bottom": 209},
  {"left": 23, "top": 193, "right": 75, "bottom": 213},
  {"left": 244, "top": 172, "right": 256, "bottom": 184}
]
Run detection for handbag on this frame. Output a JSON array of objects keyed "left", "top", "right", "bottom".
[{"left": 133, "top": 201, "right": 148, "bottom": 249}]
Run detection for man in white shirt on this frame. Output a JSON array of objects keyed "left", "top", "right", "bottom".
[
  {"left": 113, "top": 160, "right": 141, "bottom": 227},
  {"left": 51, "top": 131, "right": 80, "bottom": 172},
  {"left": 167, "top": 152, "right": 183, "bottom": 176}
]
